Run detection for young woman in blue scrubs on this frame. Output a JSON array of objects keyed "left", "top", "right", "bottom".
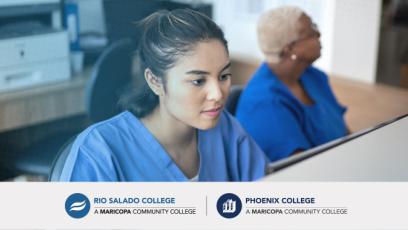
[
  {"left": 236, "top": 6, "right": 349, "bottom": 162},
  {"left": 59, "top": 9, "right": 269, "bottom": 181}
]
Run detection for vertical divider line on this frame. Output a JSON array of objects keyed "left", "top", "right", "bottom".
[{"left": 206, "top": 196, "right": 208, "bottom": 216}]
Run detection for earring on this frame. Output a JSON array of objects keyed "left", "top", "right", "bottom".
[{"left": 290, "top": 54, "right": 297, "bottom": 61}]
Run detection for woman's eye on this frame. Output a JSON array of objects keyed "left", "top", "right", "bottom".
[
  {"left": 192, "top": 78, "right": 205, "bottom": 86},
  {"left": 219, "top": 74, "right": 231, "bottom": 81}
]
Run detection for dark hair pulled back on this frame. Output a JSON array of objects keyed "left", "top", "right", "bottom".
[{"left": 119, "top": 8, "right": 228, "bottom": 118}]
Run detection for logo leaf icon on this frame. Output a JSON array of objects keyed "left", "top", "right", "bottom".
[{"left": 69, "top": 200, "right": 86, "bottom": 212}]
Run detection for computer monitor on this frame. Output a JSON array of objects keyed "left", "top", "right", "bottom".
[{"left": 266, "top": 113, "right": 408, "bottom": 175}]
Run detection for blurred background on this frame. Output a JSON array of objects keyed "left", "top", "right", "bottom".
[{"left": 0, "top": 0, "right": 407, "bottom": 181}]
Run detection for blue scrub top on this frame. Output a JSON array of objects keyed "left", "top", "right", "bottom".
[
  {"left": 236, "top": 63, "right": 347, "bottom": 162},
  {"left": 59, "top": 110, "right": 268, "bottom": 181}
]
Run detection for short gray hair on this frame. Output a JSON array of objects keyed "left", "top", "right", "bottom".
[{"left": 257, "top": 6, "right": 304, "bottom": 63}]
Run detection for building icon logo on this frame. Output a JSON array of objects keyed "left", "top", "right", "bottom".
[
  {"left": 65, "top": 193, "right": 91, "bottom": 219},
  {"left": 216, "top": 193, "right": 242, "bottom": 218}
]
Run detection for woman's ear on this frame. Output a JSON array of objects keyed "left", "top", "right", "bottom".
[
  {"left": 280, "top": 44, "right": 292, "bottom": 59},
  {"left": 145, "top": 69, "right": 164, "bottom": 96},
  {"left": 280, "top": 42, "right": 299, "bottom": 62}
]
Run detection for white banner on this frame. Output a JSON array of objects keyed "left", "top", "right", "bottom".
[{"left": 0, "top": 182, "right": 407, "bottom": 229}]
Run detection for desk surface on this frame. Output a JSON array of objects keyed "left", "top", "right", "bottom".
[
  {"left": 0, "top": 68, "right": 91, "bottom": 133},
  {"left": 263, "top": 115, "right": 408, "bottom": 181}
]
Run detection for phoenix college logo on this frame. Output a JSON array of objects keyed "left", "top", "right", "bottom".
[
  {"left": 223, "top": 199, "right": 236, "bottom": 213},
  {"left": 216, "top": 193, "right": 242, "bottom": 218},
  {"left": 65, "top": 193, "right": 91, "bottom": 219}
]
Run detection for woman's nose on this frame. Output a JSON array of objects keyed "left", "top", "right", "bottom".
[{"left": 206, "top": 81, "right": 223, "bottom": 101}]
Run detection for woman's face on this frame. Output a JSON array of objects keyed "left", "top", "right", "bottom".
[
  {"left": 292, "top": 14, "right": 321, "bottom": 63},
  {"left": 161, "top": 39, "right": 231, "bottom": 130}
]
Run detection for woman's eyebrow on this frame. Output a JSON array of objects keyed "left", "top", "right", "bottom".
[
  {"left": 220, "top": 62, "right": 231, "bottom": 73},
  {"left": 185, "top": 70, "right": 210, "bottom": 75},
  {"left": 185, "top": 62, "right": 232, "bottom": 76}
]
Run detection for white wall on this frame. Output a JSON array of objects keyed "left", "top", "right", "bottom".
[{"left": 330, "top": 0, "right": 382, "bottom": 83}]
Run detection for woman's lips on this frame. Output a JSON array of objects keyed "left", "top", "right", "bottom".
[{"left": 202, "top": 106, "right": 222, "bottom": 118}]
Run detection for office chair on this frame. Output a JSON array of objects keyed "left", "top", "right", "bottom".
[
  {"left": 86, "top": 38, "right": 133, "bottom": 122},
  {"left": 48, "top": 135, "right": 76, "bottom": 181},
  {"left": 10, "top": 117, "right": 82, "bottom": 177},
  {"left": 13, "top": 135, "right": 76, "bottom": 177},
  {"left": 0, "top": 160, "right": 17, "bottom": 181},
  {"left": 225, "top": 85, "right": 244, "bottom": 116},
  {"left": 12, "top": 39, "right": 134, "bottom": 179}
]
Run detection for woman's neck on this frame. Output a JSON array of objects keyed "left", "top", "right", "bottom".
[
  {"left": 140, "top": 105, "right": 199, "bottom": 178},
  {"left": 141, "top": 106, "right": 196, "bottom": 151},
  {"left": 268, "top": 60, "right": 307, "bottom": 87},
  {"left": 267, "top": 60, "right": 315, "bottom": 106}
]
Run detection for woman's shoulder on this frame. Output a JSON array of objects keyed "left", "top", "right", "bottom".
[
  {"left": 73, "top": 111, "right": 137, "bottom": 151},
  {"left": 60, "top": 111, "right": 139, "bottom": 181},
  {"left": 213, "top": 110, "right": 250, "bottom": 141},
  {"left": 218, "top": 110, "right": 243, "bottom": 129},
  {"left": 238, "top": 83, "right": 298, "bottom": 118},
  {"left": 246, "top": 63, "right": 277, "bottom": 89},
  {"left": 242, "top": 63, "right": 295, "bottom": 104}
]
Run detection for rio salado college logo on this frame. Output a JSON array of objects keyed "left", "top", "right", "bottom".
[
  {"left": 65, "top": 193, "right": 91, "bottom": 219},
  {"left": 216, "top": 193, "right": 242, "bottom": 218}
]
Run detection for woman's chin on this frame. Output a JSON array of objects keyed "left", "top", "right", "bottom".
[{"left": 194, "top": 118, "right": 220, "bottom": 130}]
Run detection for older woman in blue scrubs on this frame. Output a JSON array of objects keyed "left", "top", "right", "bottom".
[
  {"left": 59, "top": 9, "right": 269, "bottom": 181},
  {"left": 236, "top": 6, "right": 349, "bottom": 162}
]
